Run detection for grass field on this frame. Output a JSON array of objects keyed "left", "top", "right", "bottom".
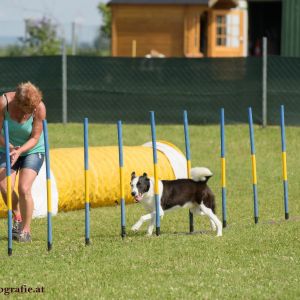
[{"left": 0, "top": 123, "right": 299, "bottom": 299}]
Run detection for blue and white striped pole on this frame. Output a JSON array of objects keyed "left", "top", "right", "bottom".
[
  {"left": 150, "top": 111, "right": 160, "bottom": 236},
  {"left": 84, "top": 118, "right": 90, "bottom": 245},
  {"left": 280, "top": 105, "right": 289, "bottom": 220},
  {"left": 43, "top": 120, "right": 53, "bottom": 250},
  {"left": 183, "top": 110, "right": 194, "bottom": 233},
  {"left": 117, "top": 120, "right": 126, "bottom": 239},
  {"left": 4, "top": 121, "right": 12, "bottom": 256},
  {"left": 248, "top": 108, "right": 259, "bottom": 224},
  {"left": 220, "top": 108, "right": 227, "bottom": 228}
]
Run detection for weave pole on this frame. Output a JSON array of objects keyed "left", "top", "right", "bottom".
[
  {"left": 280, "top": 105, "right": 289, "bottom": 220},
  {"left": 220, "top": 108, "right": 227, "bottom": 228},
  {"left": 117, "top": 120, "right": 126, "bottom": 239},
  {"left": 150, "top": 111, "right": 160, "bottom": 236},
  {"left": 183, "top": 110, "right": 194, "bottom": 233},
  {"left": 43, "top": 120, "right": 53, "bottom": 251},
  {"left": 84, "top": 118, "right": 90, "bottom": 245},
  {"left": 248, "top": 108, "right": 259, "bottom": 224},
  {"left": 4, "top": 121, "right": 12, "bottom": 256}
]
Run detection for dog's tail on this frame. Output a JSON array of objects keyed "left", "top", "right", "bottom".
[{"left": 190, "top": 167, "right": 213, "bottom": 183}]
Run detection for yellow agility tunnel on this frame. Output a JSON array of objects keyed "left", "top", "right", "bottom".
[{"left": 0, "top": 141, "right": 187, "bottom": 217}]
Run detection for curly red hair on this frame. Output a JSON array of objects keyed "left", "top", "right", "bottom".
[{"left": 15, "top": 82, "right": 42, "bottom": 112}]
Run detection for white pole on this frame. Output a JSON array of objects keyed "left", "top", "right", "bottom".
[
  {"left": 71, "top": 22, "right": 77, "bottom": 56},
  {"left": 262, "top": 37, "right": 267, "bottom": 127}
]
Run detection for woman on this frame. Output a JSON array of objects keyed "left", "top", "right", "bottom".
[{"left": 0, "top": 82, "right": 46, "bottom": 242}]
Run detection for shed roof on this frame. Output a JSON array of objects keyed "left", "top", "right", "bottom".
[
  {"left": 108, "top": 0, "right": 239, "bottom": 6},
  {"left": 109, "top": 0, "right": 209, "bottom": 5}
]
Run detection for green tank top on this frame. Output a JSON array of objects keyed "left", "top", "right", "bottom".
[{"left": 0, "top": 99, "right": 45, "bottom": 156}]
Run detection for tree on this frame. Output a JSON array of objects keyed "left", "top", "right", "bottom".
[
  {"left": 4, "top": 44, "right": 25, "bottom": 57},
  {"left": 22, "top": 17, "right": 61, "bottom": 55},
  {"left": 98, "top": 3, "right": 111, "bottom": 38}
]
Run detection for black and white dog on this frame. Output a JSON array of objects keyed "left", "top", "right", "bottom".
[{"left": 130, "top": 167, "right": 222, "bottom": 236}]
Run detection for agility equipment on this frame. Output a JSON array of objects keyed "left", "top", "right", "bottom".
[
  {"left": 0, "top": 141, "right": 186, "bottom": 215},
  {"left": 280, "top": 105, "right": 289, "bottom": 220},
  {"left": 220, "top": 108, "right": 227, "bottom": 228},
  {"left": 248, "top": 107, "right": 259, "bottom": 224},
  {"left": 84, "top": 118, "right": 90, "bottom": 245},
  {"left": 53, "top": 142, "right": 184, "bottom": 211},
  {"left": 0, "top": 106, "right": 292, "bottom": 237},
  {"left": 117, "top": 120, "right": 126, "bottom": 239},
  {"left": 150, "top": 111, "right": 161, "bottom": 236},
  {"left": 183, "top": 110, "right": 194, "bottom": 233},
  {"left": 4, "top": 120, "right": 12, "bottom": 256},
  {"left": 43, "top": 120, "right": 52, "bottom": 251}
]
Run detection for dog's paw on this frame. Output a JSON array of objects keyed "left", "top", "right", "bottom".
[
  {"left": 146, "top": 232, "right": 153, "bottom": 237},
  {"left": 216, "top": 232, "right": 223, "bottom": 237},
  {"left": 131, "top": 224, "right": 140, "bottom": 232},
  {"left": 210, "top": 223, "right": 217, "bottom": 231}
]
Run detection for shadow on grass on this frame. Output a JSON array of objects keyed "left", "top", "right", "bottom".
[{"left": 173, "top": 230, "right": 212, "bottom": 236}]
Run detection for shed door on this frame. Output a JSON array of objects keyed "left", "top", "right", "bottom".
[{"left": 208, "top": 10, "right": 244, "bottom": 57}]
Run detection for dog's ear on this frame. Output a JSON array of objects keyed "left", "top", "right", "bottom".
[
  {"left": 145, "top": 176, "right": 150, "bottom": 191},
  {"left": 142, "top": 172, "right": 147, "bottom": 177},
  {"left": 131, "top": 172, "right": 136, "bottom": 180}
]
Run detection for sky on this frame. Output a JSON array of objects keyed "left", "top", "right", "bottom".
[{"left": 0, "top": 0, "right": 108, "bottom": 43}]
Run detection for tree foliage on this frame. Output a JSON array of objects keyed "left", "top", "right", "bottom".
[
  {"left": 22, "top": 17, "right": 61, "bottom": 55},
  {"left": 98, "top": 3, "right": 111, "bottom": 38}
]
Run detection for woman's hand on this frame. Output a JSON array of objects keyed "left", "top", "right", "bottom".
[{"left": 10, "top": 146, "right": 21, "bottom": 167}]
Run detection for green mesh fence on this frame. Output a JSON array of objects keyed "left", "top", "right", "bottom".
[
  {"left": 67, "top": 57, "right": 262, "bottom": 124},
  {"left": 268, "top": 56, "right": 300, "bottom": 125},
  {"left": 0, "top": 56, "right": 299, "bottom": 125},
  {"left": 0, "top": 56, "right": 62, "bottom": 122}
]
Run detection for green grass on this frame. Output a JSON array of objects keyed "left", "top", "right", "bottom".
[{"left": 0, "top": 123, "right": 300, "bottom": 299}]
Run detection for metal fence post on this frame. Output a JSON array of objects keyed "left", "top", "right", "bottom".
[
  {"left": 62, "top": 38, "right": 68, "bottom": 124},
  {"left": 72, "top": 22, "right": 77, "bottom": 56},
  {"left": 262, "top": 37, "right": 268, "bottom": 127}
]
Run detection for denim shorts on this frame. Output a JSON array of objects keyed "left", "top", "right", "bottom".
[{"left": 0, "top": 152, "right": 45, "bottom": 174}]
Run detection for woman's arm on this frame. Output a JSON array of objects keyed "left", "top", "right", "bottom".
[{"left": 0, "top": 94, "right": 15, "bottom": 150}]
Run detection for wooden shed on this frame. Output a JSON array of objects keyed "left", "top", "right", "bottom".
[{"left": 108, "top": 0, "right": 247, "bottom": 57}]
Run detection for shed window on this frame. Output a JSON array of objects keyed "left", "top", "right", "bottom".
[{"left": 216, "top": 14, "right": 240, "bottom": 48}]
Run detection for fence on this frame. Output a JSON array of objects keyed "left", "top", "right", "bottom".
[{"left": 0, "top": 55, "right": 299, "bottom": 125}]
